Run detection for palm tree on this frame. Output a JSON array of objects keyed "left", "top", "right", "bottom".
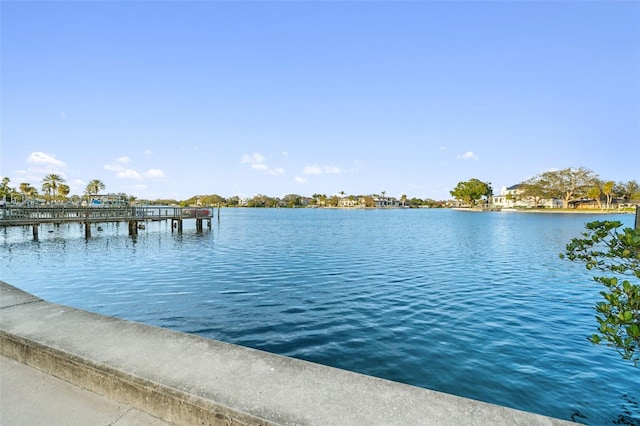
[
  {"left": 42, "top": 174, "right": 65, "bottom": 204},
  {"left": 41, "top": 182, "right": 52, "bottom": 202},
  {"left": 19, "top": 182, "right": 38, "bottom": 202},
  {"left": 1, "top": 177, "right": 10, "bottom": 203},
  {"left": 85, "top": 179, "right": 106, "bottom": 204},
  {"left": 603, "top": 181, "right": 615, "bottom": 210},
  {"left": 58, "top": 184, "right": 71, "bottom": 201},
  {"left": 19, "top": 182, "right": 30, "bottom": 198}
]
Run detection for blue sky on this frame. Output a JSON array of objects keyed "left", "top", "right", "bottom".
[{"left": 1, "top": 1, "right": 638, "bottom": 201}]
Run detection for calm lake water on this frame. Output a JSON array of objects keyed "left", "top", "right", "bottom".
[{"left": 1, "top": 208, "right": 638, "bottom": 424}]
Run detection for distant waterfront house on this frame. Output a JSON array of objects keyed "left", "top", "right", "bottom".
[
  {"left": 374, "top": 196, "right": 400, "bottom": 208},
  {"left": 338, "top": 197, "right": 361, "bottom": 208},
  {"left": 82, "top": 193, "right": 130, "bottom": 207},
  {"left": 492, "top": 185, "right": 562, "bottom": 209},
  {"left": 568, "top": 196, "right": 631, "bottom": 210}
]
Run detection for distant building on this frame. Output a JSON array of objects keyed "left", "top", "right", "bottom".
[
  {"left": 492, "top": 185, "right": 562, "bottom": 209},
  {"left": 373, "top": 196, "right": 400, "bottom": 208},
  {"left": 82, "top": 193, "right": 130, "bottom": 207},
  {"left": 338, "top": 197, "right": 362, "bottom": 208}
]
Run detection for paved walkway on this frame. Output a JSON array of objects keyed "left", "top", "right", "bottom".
[{"left": 0, "top": 355, "right": 173, "bottom": 426}]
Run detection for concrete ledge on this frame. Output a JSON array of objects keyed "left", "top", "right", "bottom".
[{"left": 0, "top": 281, "right": 573, "bottom": 425}]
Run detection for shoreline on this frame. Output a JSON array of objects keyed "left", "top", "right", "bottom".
[{"left": 453, "top": 207, "right": 635, "bottom": 214}]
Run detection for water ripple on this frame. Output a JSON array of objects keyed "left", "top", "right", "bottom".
[{"left": 1, "top": 209, "right": 638, "bottom": 424}]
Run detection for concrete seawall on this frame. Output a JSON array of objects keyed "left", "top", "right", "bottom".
[{"left": 0, "top": 281, "right": 573, "bottom": 425}]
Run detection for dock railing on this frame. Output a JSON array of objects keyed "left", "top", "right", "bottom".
[{"left": 0, "top": 206, "right": 211, "bottom": 227}]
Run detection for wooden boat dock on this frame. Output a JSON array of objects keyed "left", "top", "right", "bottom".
[{"left": 0, "top": 206, "right": 214, "bottom": 239}]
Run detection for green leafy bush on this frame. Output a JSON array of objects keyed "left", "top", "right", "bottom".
[{"left": 561, "top": 221, "right": 640, "bottom": 365}]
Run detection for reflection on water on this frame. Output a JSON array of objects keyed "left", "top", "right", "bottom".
[{"left": 1, "top": 209, "right": 638, "bottom": 424}]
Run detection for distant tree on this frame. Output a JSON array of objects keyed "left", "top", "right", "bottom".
[
  {"left": 20, "top": 182, "right": 39, "bottom": 201},
  {"left": 587, "top": 186, "right": 603, "bottom": 210},
  {"left": 561, "top": 221, "right": 640, "bottom": 366},
  {"left": 226, "top": 196, "right": 240, "bottom": 207},
  {"left": 19, "top": 182, "right": 34, "bottom": 200},
  {"left": 85, "top": 179, "right": 106, "bottom": 198},
  {"left": 400, "top": 194, "right": 407, "bottom": 207},
  {"left": 42, "top": 174, "right": 66, "bottom": 204},
  {"left": 361, "top": 195, "right": 375, "bottom": 208},
  {"left": 57, "top": 184, "right": 71, "bottom": 200},
  {"left": 247, "top": 194, "right": 278, "bottom": 208},
  {"left": 424, "top": 198, "right": 444, "bottom": 208},
  {"left": 193, "top": 194, "right": 225, "bottom": 206},
  {"left": 282, "top": 194, "right": 302, "bottom": 208},
  {"left": 615, "top": 180, "right": 640, "bottom": 202},
  {"left": 539, "top": 167, "right": 598, "bottom": 208},
  {"left": 41, "top": 182, "right": 52, "bottom": 202},
  {"left": 1, "top": 177, "right": 11, "bottom": 202},
  {"left": 450, "top": 178, "right": 492, "bottom": 206},
  {"left": 602, "top": 181, "right": 615, "bottom": 210},
  {"left": 518, "top": 177, "right": 552, "bottom": 208}
]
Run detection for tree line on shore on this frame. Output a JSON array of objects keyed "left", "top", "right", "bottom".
[
  {"left": 450, "top": 167, "right": 639, "bottom": 208},
  {"left": 0, "top": 174, "right": 446, "bottom": 208},
  {"left": 0, "top": 174, "right": 111, "bottom": 206},
  {"left": 1, "top": 166, "right": 638, "bottom": 209}
]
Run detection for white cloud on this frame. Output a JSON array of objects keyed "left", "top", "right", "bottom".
[
  {"left": 457, "top": 151, "right": 478, "bottom": 160},
  {"left": 303, "top": 165, "right": 323, "bottom": 175},
  {"left": 242, "top": 152, "right": 284, "bottom": 175},
  {"left": 252, "top": 163, "right": 268, "bottom": 171},
  {"left": 104, "top": 164, "right": 124, "bottom": 172},
  {"left": 294, "top": 176, "right": 309, "bottom": 184},
  {"left": 143, "top": 169, "right": 164, "bottom": 178},
  {"left": 282, "top": 151, "right": 289, "bottom": 157},
  {"left": 116, "top": 156, "right": 130, "bottom": 164},
  {"left": 117, "top": 169, "right": 142, "bottom": 180},
  {"left": 26, "top": 152, "right": 66, "bottom": 168},
  {"left": 242, "top": 152, "right": 265, "bottom": 164},
  {"left": 303, "top": 164, "right": 342, "bottom": 175},
  {"left": 144, "top": 149, "right": 153, "bottom": 155}
]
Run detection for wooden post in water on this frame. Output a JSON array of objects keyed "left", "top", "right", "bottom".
[
  {"left": 635, "top": 205, "right": 639, "bottom": 230},
  {"left": 32, "top": 224, "right": 39, "bottom": 240},
  {"left": 128, "top": 221, "right": 138, "bottom": 236},
  {"left": 196, "top": 219, "right": 203, "bottom": 232},
  {"left": 217, "top": 202, "right": 220, "bottom": 223},
  {"left": 84, "top": 222, "right": 91, "bottom": 238}
]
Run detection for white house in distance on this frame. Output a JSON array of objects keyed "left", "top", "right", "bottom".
[{"left": 492, "top": 185, "right": 562, "bottom": 209}]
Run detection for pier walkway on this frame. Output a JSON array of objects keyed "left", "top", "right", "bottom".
[{"left": 0, "top": 206, "right": 214, "bottom": 238}]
